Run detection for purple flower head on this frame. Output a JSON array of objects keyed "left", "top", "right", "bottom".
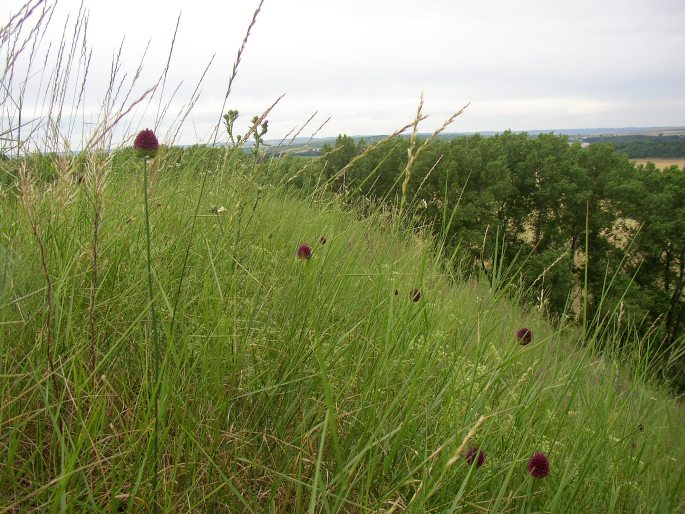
[
  {"left": 296, "top": 243, "right": 312, "bottom": 260},
  {"left": 134, "top": 129, "right": 159, "bottom": 159},
  {"left": 410, "top": 288, "right": 421, "bottom": 302},
  {"left": 465, "top": 447, "right": 486, "bottom": 468},
  {"left": 528, "top": 451, "right": 550, "bottom": 478},
  {"left": 516, "top": 327, "right": 533, "bottom": 346}
]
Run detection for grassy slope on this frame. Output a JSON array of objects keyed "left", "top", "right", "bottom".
[{"left": 0, "top": 152, "right": 684, "bottom": 513}]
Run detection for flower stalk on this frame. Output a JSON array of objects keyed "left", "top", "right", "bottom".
[{"left": 135, "top": 129, "right": 161, "bottom": 510}]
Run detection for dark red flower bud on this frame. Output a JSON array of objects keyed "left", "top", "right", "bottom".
[
  {"left": 465, "top": 447, "right": 486, "bottom": 468},
  {"left": 134, "top": 129, "right": 159, "bottom": 159},
  {"left": 528, "top": 452, "right": 550, "bottom": 478},
  {"left": 296, "top": 243, "right": 312, "bottom": 260},
  {"left": 516, "top": 327, "right": 532, "bottom": 346}
]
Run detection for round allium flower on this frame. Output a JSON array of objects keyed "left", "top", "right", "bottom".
[
  {"left": 528, "top": 452, "right": 550, "bottom": 478},
  {"left": 410, "top": 288, "right": 421, "bottom": 302},
  {"left": 296, "top": 243, "right": 312, "bottom": 260},
  {"left": 134, "top": 129, "right": 159, "bottom": 158},
  {"left": 319, "top": 235, "right": 327, "bottom": 245},
  {"left": 515, "top": 327, "right": 533, "bottom": 346},
  {"left": 465, "top": 447, "right": 486, "bottom": 468}
]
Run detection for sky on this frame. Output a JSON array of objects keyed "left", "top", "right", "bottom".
[{"left": 3, "top": 0, "right": 685, "bottom": 147}]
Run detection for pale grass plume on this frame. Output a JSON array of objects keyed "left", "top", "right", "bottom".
[{"left": 400, "top": 94, "right": 470, "bottom": 215}]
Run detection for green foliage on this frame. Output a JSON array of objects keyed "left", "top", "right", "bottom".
[
  {"left": 222, "top": 109, "right": 270, "bottom": 158},
  {"left": 296, "top": 131, "right": 685, "bottom": 392},
  {"left": 583, "top": 135, "right": 685, "bottom": 158},
  {"left": 3, "top": 149, "right": 684, "bottom": 512}
]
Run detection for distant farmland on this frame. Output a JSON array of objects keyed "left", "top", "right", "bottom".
[{"left": 630, "top": 158, "right": 685, "bottom": 169}]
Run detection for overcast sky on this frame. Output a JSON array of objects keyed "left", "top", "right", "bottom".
[{"left": 3, "top": 0, "right": 685, "bottom": 147}]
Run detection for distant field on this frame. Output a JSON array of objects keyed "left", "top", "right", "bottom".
[{"left": 630, "top": 158, "right": 684, "bottom": 169}]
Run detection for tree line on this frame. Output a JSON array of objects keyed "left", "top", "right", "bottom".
[{"left": 582, "top": 135, "right": 685, "bottom": 158}]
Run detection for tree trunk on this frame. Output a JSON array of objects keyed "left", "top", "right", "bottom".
[
  {"left": 570, "top": 234, "right": 579, "bottom": 273},
  {"left": 665, "top": 250, "right": 685, "bottom": 343},
  {"left": 664, "top": 247, "right": 671, "bottom": 292}
]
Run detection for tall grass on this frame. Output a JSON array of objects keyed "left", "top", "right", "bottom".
[
  {"left": 1, "top": 1, "right": 684, "bottom": 512},
  {"left": 2, "top": 157, "right": 684, "bottom": 511}
]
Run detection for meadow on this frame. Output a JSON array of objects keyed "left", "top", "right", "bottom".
[
  {"left": 2, "top": 1, "right": 685, "bottom": 512},
  {"left": 1, "top": 144, "right": 684, "bottom": 512}
]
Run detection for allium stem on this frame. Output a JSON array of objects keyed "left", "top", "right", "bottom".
[
  {"left": 89, "top": 193, "right": 99, "bottom": 382},
  {"left": 143, "top": 158, "right": 161, "bottom": 511},
  {"left": 33, "top": 221, "right": 60, "bottom": 399}
]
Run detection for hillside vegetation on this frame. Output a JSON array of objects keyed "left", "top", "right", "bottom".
[
  {"left": 2, "top": 1, "right": 684, "bottom": 512},
  {"left": 1, "top": 149, "right": 684, "bottom": 512},
  {"left": 281, "top": 132, "right": 685, "bottom": 392}
]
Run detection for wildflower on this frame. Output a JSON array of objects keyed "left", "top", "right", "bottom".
[
  {"left": 296, "top": 243, "right": 312, "bottom": 260},
  {"left": 528, "top": 451, "right": 550, "bottom": 478},
  {"left": 410, "top": 288, "right": 421, "bottom": 302},
  {"left": 133, "top": 129, "right": 159, "bottom": 159},
  {"left": 319, "top": 235, "right": 327, "bottom": 245},
  {"left": 516, "top": 327, "right": 532, "bottom": 346},
  {"left": 465, "top": 447, "right": 486, "bottom": 468}
]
